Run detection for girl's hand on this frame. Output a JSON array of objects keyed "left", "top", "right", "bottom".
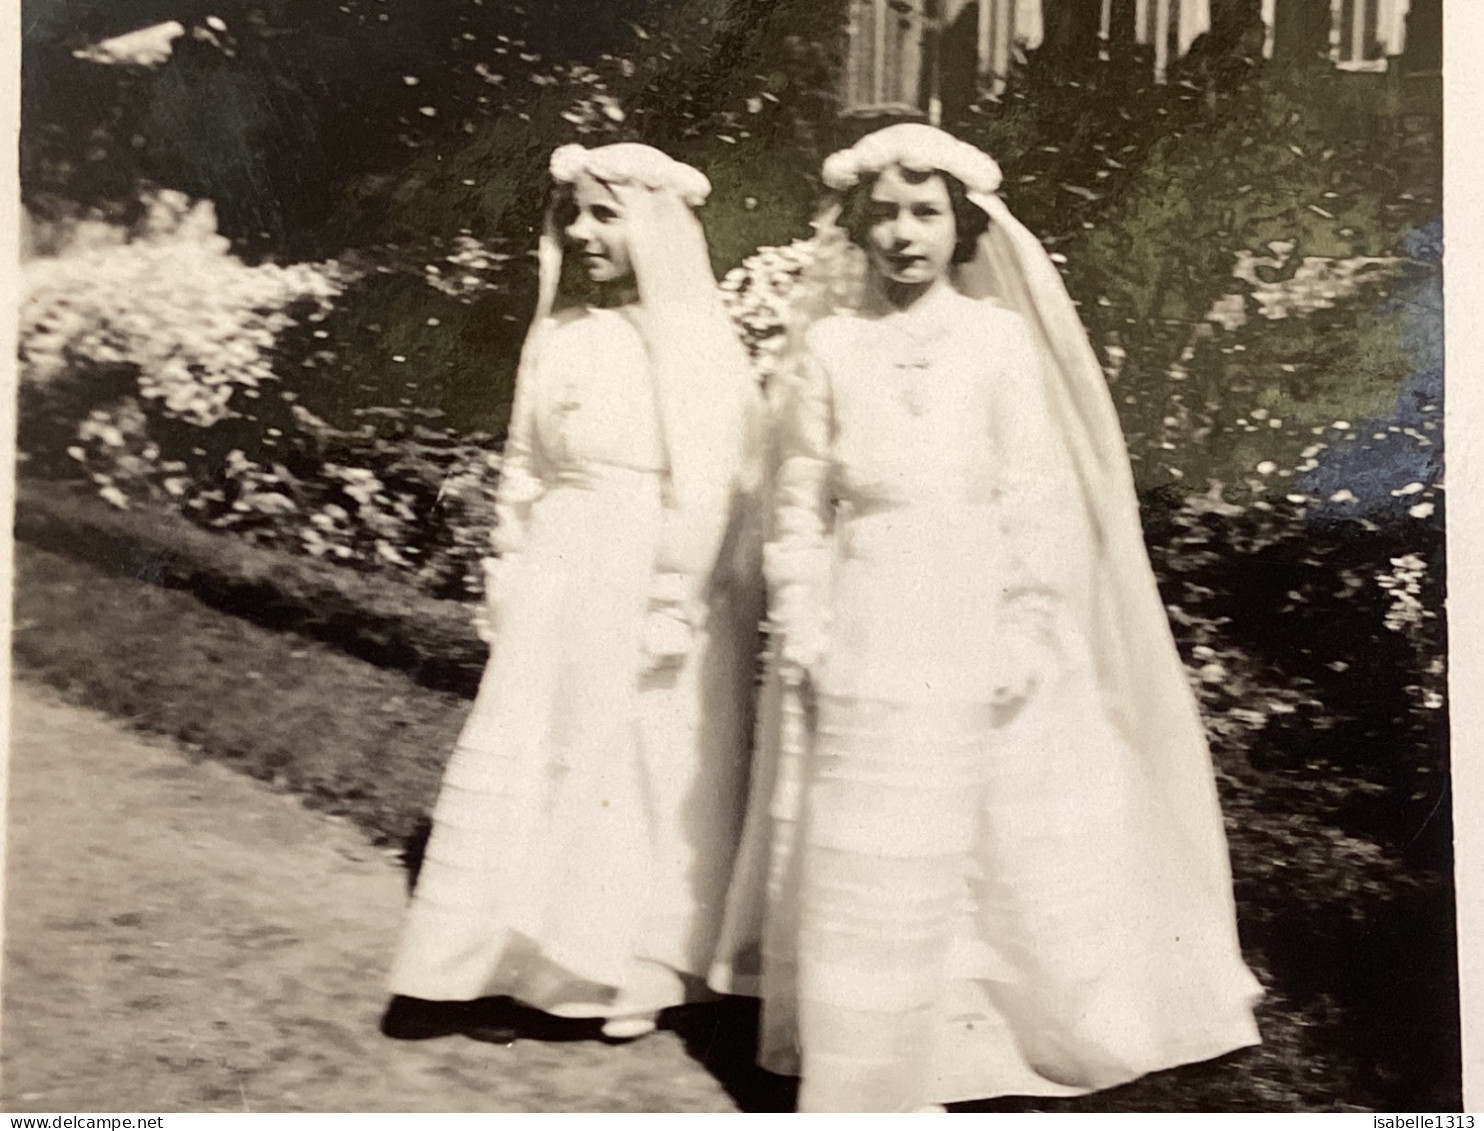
[
  {"left": 643, "top": 606, "right": 693, "bottom": 673},
  {"left": 989, "top": 664, "right": 1040, "bottom": 706},
  {"left": 775, "top": 617, "right": 827, "bottom": 688},
  {"left": 473, "top": 557, "right": 505, "bottom": 645},
  {"left": 988, "top": 621, "right": 1059, "bottom": 706},
  {"left": 778, "top": 657, "right": 811, "bottom": 690}
]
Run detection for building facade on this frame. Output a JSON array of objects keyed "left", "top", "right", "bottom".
[{"left": 839, "top": 0, "right": 1440, "bottom": 121}]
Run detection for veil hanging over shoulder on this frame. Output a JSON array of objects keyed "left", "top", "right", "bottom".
[{"left": 499, "top": 142, "right": 768, "bottom": 620}]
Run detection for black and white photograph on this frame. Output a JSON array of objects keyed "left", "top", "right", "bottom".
[{"left": 1, "top": 0, "right": 1465, "bottom": 1114}]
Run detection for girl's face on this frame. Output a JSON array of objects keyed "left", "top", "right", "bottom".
[
  {"left": 565, "top": 174, "right": 633, "bottom": 283},
  {"left": 863, "top": 165, "right": 957, "bottom": 288}
]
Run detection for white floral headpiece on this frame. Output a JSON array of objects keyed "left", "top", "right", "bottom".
[
  {"left": 820, "top": 124, "right": 1003, "bottom": 196},
  {"left": 549, "top": 142, "right": 712, "bottom": 208}
]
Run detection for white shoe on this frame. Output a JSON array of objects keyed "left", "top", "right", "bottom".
[
  {"left": 916, "top": 1105, "right": 947, "bottom": 1113},
  {"left": 601, "top": 1013, "right": 659, "bottom": 1041}
]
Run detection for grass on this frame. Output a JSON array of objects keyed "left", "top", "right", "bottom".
[
  {"left": 15, "top": 478, "right": 488, "bottom": 696},
  {"left": 9, "top": 539, "right": 1460, "bottom": 1112},
  {"left": 12, "top": 542, "right": 468, "bottom": 848}
]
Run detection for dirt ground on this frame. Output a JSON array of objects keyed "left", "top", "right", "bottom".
[{"left": 0, "top": 680, "right": 752, "bottom": 1113}]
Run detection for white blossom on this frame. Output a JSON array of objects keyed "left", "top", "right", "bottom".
[
  {"left": 73, "top": 21, "right": 185, "bottom": 68},
  {"left": 21, "top": 192, "right": 351, "bottom": 429}
]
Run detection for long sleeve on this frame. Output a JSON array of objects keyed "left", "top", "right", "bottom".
[
  {"left": 489, "top": 343, "right": 547, "bottom": 561},
  {"left": 991, "top": 316, "right": 1094, "bottom": 655},
  {"left": 641, "top": 480, "right": 740, "bottom": 662},
  {"left": 649, "top": 477, "right": 736, "bottom": 616},
  {"left": 640, "top": 403, "right": 751, "bottom": 671},
  {"left": 642, "top": 331, "right": 762, "bottom": 665},
  {"left": 648, "top": 379, "right": 768, "bottom": 602},
  {"left": 477, "top": 336, "right": 548, "bottom": 638},
  {"left": 764, "top": 348, "right": 835, "bottom": 680}
]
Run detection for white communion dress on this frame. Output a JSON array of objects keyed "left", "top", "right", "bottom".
[
  {"left": 710, "top": 285, "right": 1262, "bottom": 1111},
  {"left": 389, "top": 305, "right": 762, "bottom": 1020}
]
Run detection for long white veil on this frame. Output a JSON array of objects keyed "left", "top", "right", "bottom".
[{"left": 505, "top": 143, "right": 766, "bottom": 602}]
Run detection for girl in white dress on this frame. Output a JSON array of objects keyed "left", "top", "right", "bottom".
[
  {"left": 710, "top": 124, "right": 1263, "bottom": 1112},
  {"left": 387, "top": 143, "right": 764, "bottom": 1042}
]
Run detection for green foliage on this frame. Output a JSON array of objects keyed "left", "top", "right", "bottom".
[
  {"left": 276, "top": 263, "right": 531, "bottom": 436},
  {"left": 16, "top": 6, "right": 1452, "bottom": 1108},
  {"left": 14, "top": 480, "right": 489, "bottom": 695},
  {"left": 1161, "top": 288, "right": 1417, "bottom": 496},
  {"left": 11, "top": 479, "right": 1453, "bottom": 1109},
  {"left": 306, "top": 0, "right": 845, "bottom": 425},
  {"left": 937, "top": 48, "right": 1437, "bottom": 496},
  {"left": 298, "top": 11, "right": 1439, "bottom": 507},
  {"left": 13, "top": 544, "right": 467, "bottom": 846}
]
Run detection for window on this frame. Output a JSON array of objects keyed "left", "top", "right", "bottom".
[
  {"left": 1330, "top": 0, "right": 1409, "bottom": 72},
  {"left": 1132, "top": 0, "right": 1212, "bottom": 84},
  {"left": 1260, "top": 0, "right": 1410, "bottom": 71},
  {"left": 842, "top": 0, "right": 1045, "bottom": 117},
  {"left": 842, "top": 0, "right": 928, "bottom": 117},
  {"left": 977, "top": 0, "right": 1034, "bottom": 96}
]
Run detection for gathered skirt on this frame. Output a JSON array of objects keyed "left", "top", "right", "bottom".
[
  {"left": 711, "top": 509, "right": 1263, "bottom": 1110},
  {"left": 389, "top": 468, "right": 758, "bottom": 1018}
]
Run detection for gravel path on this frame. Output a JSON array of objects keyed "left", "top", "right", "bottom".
[{"left": 1, "top": 681, "right": 767, "bottom": 1113}]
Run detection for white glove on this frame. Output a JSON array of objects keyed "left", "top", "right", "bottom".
[
  {"left": 643, "top": 605, "right": 693, "bottom": 673},
  {"left": 472, "top": 557, "right": 505, "bottom": 645},
  {"left": 774, "top": 613, "right": 828, "bottom": 689},
  {"left": 988, "top": 616, "right": 1059, "bottom": 706}
]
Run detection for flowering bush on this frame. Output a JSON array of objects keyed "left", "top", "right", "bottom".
[
  {"left": 1222, "top": 245, "right": 1403, "bottom": 325},
  {"left": 180, "top": 421, "right": 503, "bottom": 600},
  {"left": 66, "top": 397, "right": 188, "bottom": 510},
  {"left": 421, "top": 233, "right": 515, "bottom": 301},
  {"left": 17, "top": 190, "right": 506, "bottom": 601},
  {"left": 719, "top": 236, "right": 852, "bottom": 387},
  {"left": 19, "top": 191, "right": 357, "bottom": 509},
  {"left": 21, "top": 190, "right": 350, "bottom": 426}
]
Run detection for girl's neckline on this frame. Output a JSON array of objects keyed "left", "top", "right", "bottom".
[
  {"left": 868, "top": 281, "right": 963, "bottom": 342},
  {"left": 862, "top": 274, "right": 960, "bottom": 317}
]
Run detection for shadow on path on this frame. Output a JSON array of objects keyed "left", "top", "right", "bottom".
[{"left": 667, "top": 998, "right": 798, "bottom": 1113}]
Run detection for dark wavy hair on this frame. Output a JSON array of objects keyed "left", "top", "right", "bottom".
[
  {"left": 548, "top": 180, "right": 579, "bottom": 232},
  {"left": 836, "top": 166, "right": 989, "bottom": 266}
]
